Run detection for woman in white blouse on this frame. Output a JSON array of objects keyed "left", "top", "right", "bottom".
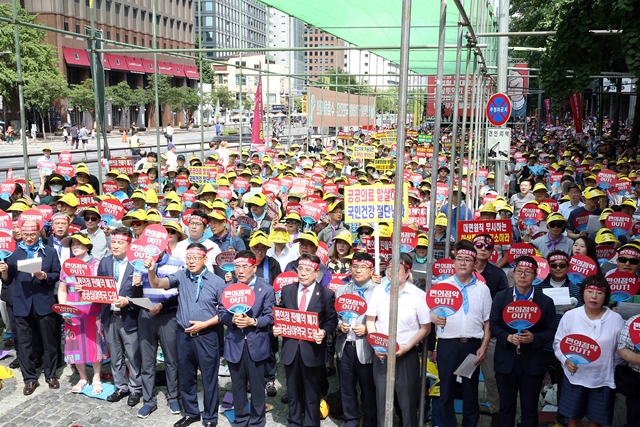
[{"left": 553, "top": 275, "right": 624, "bottom": 427}]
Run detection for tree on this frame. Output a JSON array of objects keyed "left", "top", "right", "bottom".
[
  {"left": 195, "top": 37, "right": 215, "bottom": 85},
  {"left": 145, "top": 74, "right": 173, "bottom": 124},
  {"left": 22, "top": 72, "right": 68, "bottom": 139},
  {"left": 318, "top": 67, "right": 368, "bottom": 94},
  {"left": 171, "top": 86, "right": 201, "bottom": 122},
  {"left": 67, "top": 79, "right": 96, "bottom": 125},
  {"left": 105, "top": 81, "right": 134, "bottom": 128},
  {"left": 215, "top": 86, "right": 236, "bottom": 110}
]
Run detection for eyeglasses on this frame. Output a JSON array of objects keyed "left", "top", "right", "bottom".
[
  {"left": 359, "top": 230, "right": 372, "bottom": 236},
  {"left": 548, "top": 222, "right": 565, "bottom": 229},
  {"left": 185, "top": 256, "right": 205, "bottom": 262},
  {"left": 285, "top": 220, "right": 299, "bottom": 225},
  {"left": 189, "top": 221, "right": 205, "bottom": 227},
  {"left": 514, "top": 269, "right": 535, "bottom": 277},
  {"left": 84, "top": 216, "right": 99, "bottom": 222},
  {"left": 22, "top": 232, "right": 39, "bottom": 239},
  {"left": 455, "top": 257, "right": 475, "bottom": 264},
  {"left": 618, "top": 257, "right": 640, "bottom": 265},
  {"left": 351, "top": 264, "right": 372, "bottom": 272},
  {"left": 166, "top": 229, "right": 178, "bottom": 235},
  {"left": 549, "top": 263, "right": 568, "bottom": 269},
  {"left": 474, "top": 242, "right": 492, "bottom": 251},
  {"left": 234, "top": 264, "right": 255, "bottom": 271},
  {"left": 298, "top": 267, "right": 317, "bottom": 274},
  {"left": 130, "top": 221, "right": 144, "bottom": 227}
]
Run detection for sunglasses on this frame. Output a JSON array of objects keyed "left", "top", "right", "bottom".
[
  {"left": 474, "top": 242, "right": 492, "bottom": 251},
  {"left": 618, "top": 257, "right": 640, "bottom": 265},
  {"left": 549, "top": 263, "right": 568, "bottom": 269},
  {"left": 130, "top": 220, "right": 144, "bottom": 227},
  {"left": 84, "top": 216, "right": 100, "bottom": 222},
  {"left": 359, "top": 231, "right": 372, "bottom": 236},
  {"left": 548, "top": 222, "right": 565, "bottom": 229},
  {"left": 166, "top": 228, "right": 178, "bottom": 235}
]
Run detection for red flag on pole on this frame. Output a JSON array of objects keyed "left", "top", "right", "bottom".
[{"left": 251, "top": 63, "right": 265, "bottom": 146}]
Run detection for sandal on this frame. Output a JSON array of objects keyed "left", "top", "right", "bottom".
[
  {"left": 71, "top": 379, "right": 88, "bottom": 393},
  {"left": 92, "top": 381, "right": 103, "bottom": 396}
]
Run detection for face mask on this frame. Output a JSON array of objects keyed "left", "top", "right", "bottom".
[
  {"left": 415, "top": 255, "right": 427, "bottom": 263},
  {"left": 50, "top": 185, "right": 63, "bottom": 193}
]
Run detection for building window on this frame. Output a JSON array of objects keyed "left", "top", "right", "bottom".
[
  {"left": 106, "top": 0, "right": 111, "bottom": 12},
  {"left": 133, "top": 36, "right": 137, "bottom": 45},
  {"left": 133, "top": 8, "right": 137, "bottom": 19},
  {"left": 115, "top": 2, "right": 120, "bottom": 15},
  {"left": 116, "top": 33, "right": 120, "bottom": 42},
  {"left": 124, "top": 6, "right": 129, "bottom": 17},
  {"left": 75, "top": 24, "right": 80, "bottom": 34},
  {"left": 141, "top": 37, "right": 144, "bottom": 46},
  {"left": 106, "top": 30, "right": 111, "bottom": 39},
  {"left": 218, "top": 74, "right": 224, "bottom": 84},
  {"left": 63, "top": 22, "right": 69, "bottom": 31},
  {"left": 364, "top": 63, "right": 368, "bottom": 66},
  {"left": 205, "top": 1, "right": 213, "bottom": 11},
  {"left": 125, "top": 34, "right": 129, "bottom": 43}
]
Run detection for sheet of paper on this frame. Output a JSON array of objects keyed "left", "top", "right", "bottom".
[
  {"left": 17, "top": 258, "right": 42, "bottom": 274},
  {"left": 453, "top": 353, "right": 479, "bottom": 379},
  {"left": 585, "top": 215, "right": 601, "bottom": 235},
  {"left": 542, "top": 287, "right": 571, "bottom": 306},
  {"left": 617, "top": 302, "right": 640, "bottom": 320},
  {"left": 127, "top": 297, "right": 156, "bottom": 310}
]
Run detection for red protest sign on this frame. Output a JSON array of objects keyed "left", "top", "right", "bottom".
[
  {"left": 0, "top": 180, "right": 15, "bottom": 196},
  {"left": 457, "top": 220, "right": 513, "bottom": 245},
  {"left": 426, "top": 283, "right": 463, "bottom": 317},
  {"left": 573, "top": 212, "right": 592, "bottom": 232},
  {"left": 596, "top": 245, "right": 616, "bottom": 264},
  {"left": 549, "top": 172, "right": 563, "bottom": 183},
  {"left": 559, "top": 334, "right": 602, "bottom": 364},
  {"left": 605, "top": 271, "right": 640, "bottom": 302},
  {"left": 109, "top": 157, "right": 135, "bottom": 175},
  {"left": 316, "top": 242, "right": 329, "bottom": 265},
  {"left": 274, "top": 307, "right": 318, "bottom": 342},
  {"left": 264, "top": 194, "right": 280, "bottom": 221},
  {"left": 335, "top": 294, "right": 367, "bottom": 318},
  {"left": 57, "top": 163, "right": 74, "bottom": 179},
  {"left": 236, "top": 216, "right": 258, "bottom": 230},
  {"left": 217, "top": 186, "right": 233, "bottom": 202},
  {"left": 279, "top": 176, "right": 293, "bottom": 191},
  {"left": 175, "top": 176, "right": 190, "bottom": 189},
  {"left": 502, "top": 300, "right": 542, "bottom": 331},
  {"left": 76, "top": 195, "right": 95, "bottom": 210},
  {"left": 436, "top": 182, "right": 449, "bottom": 199},
  {"left": 122, "top": 198, "right": 135, "bottom": 212},
  {"left": 215, "top": 251, "right": 237, "bottom": 272},
  {"left": 102, "top": 181, "right": 118, "bottom": 194},
  {"left": 262, "top": 178, "right": 281, "bottom": 196},
  {"left": 62, "top": 258, "right": 90, "bottom": 278},
  {"left": 76, "top": 275, "right": 118, "bottom": 304},
  {"left": 59, "top": 151, "right": 72, "bottom": 164},
  {"left": 533, "top": 256, "right": 550, "bottom": 282},
  {"left": 507, "top": 243, "right": 536, "bottom": 264},
  {"left": 141, "top": 224, "right": 169, "bottom": 259},
  {"left": 137, "top": 173, "right": 150, "bottom": 187},
  {"left": 405, "top": 206, "right": 427, "bottom": 227},
  {"left": 273, "top": 271, "right": 298, "bottom": 293},
  {"left": 632, "top": 221, "right": 640, "bottom": 237},
  {"left": 520, "top": 203, "right": 542, "bottom": 224},
  {"left": 629, "top": 317, "right": 640, "bottom": 349},
  {"left": 233, "top": 176, "right": 250, "bottom": 194},
  {"left": 568, "top": 254, "right": 598, "bottom": 283},
  {"left": 181, "top": 190, "right": 197, "bottom": 206},
  {"left": 614, "top": 180, "right": 632, "bottom": 194},
  {"left": 221, "top": 283, "right": 255, "bottom": 314},
  {"left": 364, "top": 236, "right": 393, "bottom": 263},
  {"left": 324, "top": 183, "right": 339, "bottom": 195},
  {"left": 432, "top": 258, "right": 455, "bottom": 281},
  {"left": 52, "top": 303, "right": 82, "bottom": 316},
  {"left": 0, "top": 210, "right": 12, "bottom": 232},
  {"left": 605, "top": 212, "right": 632, "bottom": 236},
  {"left": 18, "top": 209, "right": 45, "bottom": 230},
  {"left": 68, "top": 223, "right": 81, "bottom": 234},
  {"left": 0, "top": 230, "right": 16, "bottom": 258},
  {"left": 300, "top": 202, "right": 325, "bottom": 223},
  {"left": 397, "top": 226, "right": 418, "bottom": 252},
  {"left": 328, "top": 277, "right": 343, "bottom": 292},
  {"left": 366, "top": 332, "right": 399, "bottom": 353},
  {"left": 596, "top": 170, "right": 617, "bottom": 188},
  {"left": 99, "top": 198, "right": 125, "bottom": 223},
  {"left": 37, "top": 205, "right": 53, "bottom": 222},
  {"left": 126, "top": 241, "right": 154, "bottom": 270},
  {"left": 542, "top": 198, "right": 559, "bottom": 212}
]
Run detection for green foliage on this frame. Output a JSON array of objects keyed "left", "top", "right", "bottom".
[
  {"left": 0, "top": 4, "right": 60, "bottom": 104},
  {"left": 105, "top": 81, "right": 133, "bottom": 110},
  {"left": 22, "top": 72, "right": 68, "bottom": 138},
  {"left": 67, "top": 79, "right": 96, "bottom": 112},
  {"left": 317, "top": 67, "right": 368, "bottom": 94},
  {"left": 145, "top": 73, "right": 173, "bottom": 106},
  {"left": 618, "top": 0, "right": 640, "bottom": 78},
  {"left": 171, "top": 86, "right": 201, "bottom": 114},
  {"left": 213, "top": 86, "right": 236, "bottom": 110}
]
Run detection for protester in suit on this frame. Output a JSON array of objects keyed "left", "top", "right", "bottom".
[
  {"left": 490, "top": 256, "right": 557, "bottom": 427},
  {"left": 146, "top": 243, "right": 227, "bottom": 427},
  {"left": 219, "top": 250, "right": 275, "bottom": 427},
  {"left": 273, "top": 253, "right": 338, "bottom": 427},
  {"left": 336, "top": 252, "right": 378, "bottom": 427},
  {"left": 97, "top": 227, "right": 143, "bottom": 406},
  {"left": 0, "top": 219, "right": 61, "bottom": 395},
  {"left": 365, "top": 253, "right": 430, "bottom": 427}
]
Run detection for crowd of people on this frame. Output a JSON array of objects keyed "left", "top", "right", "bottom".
[{"left": 0, "top": 121, "right": 639, "bottom": 427}]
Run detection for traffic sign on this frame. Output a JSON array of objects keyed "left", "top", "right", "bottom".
[
  {"left": 486, "top": 93, "right": 512, "bottom": 127},
  {"left": 487, "top": 127, "right": 512, "bottom": 161}
]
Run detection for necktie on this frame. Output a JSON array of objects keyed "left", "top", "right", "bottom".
[
  {"left": 454, "top": 274, "right": 477, "bottom": 314},
  {"left": 354, "top": 283, "right": 368, "bottom": 300},
  {"left": 190, "top": 271, "right": 205, "bottom": 302},
  {"left": 299, "top": 287, "right": 308, "bottom": 311},
  {"left": 113, "top": 258, "right": 121, "bottom": 283},
  {"left": 547, "top": 235, "right": 563, "bottom": 251}
]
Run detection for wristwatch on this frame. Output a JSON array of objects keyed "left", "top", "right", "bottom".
[{"left": 253, "top": 318, "right": 258, "bottom": 327}]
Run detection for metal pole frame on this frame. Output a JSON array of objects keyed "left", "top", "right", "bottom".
[
  {"left": 384, "top": 0, "right": 412, "bottom": 426},
  {"left": 198, "top": 0, "right": 205, "bottom": 161},
  {"left": 89, "top": 2, "right": 104, "bottom": 188},
  {"left": 238, "top": 0, "right": 244, "bottom": 154},
  {"left": 12, "top": 0, "right": 29, "bottom": 186},
  {"left": 152, "top": 0, "right": 162, "bottom": 181}
]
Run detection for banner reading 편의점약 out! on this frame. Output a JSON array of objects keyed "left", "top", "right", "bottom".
[{"left": 343, "top": 184, "right": 409, "bottom": 223}]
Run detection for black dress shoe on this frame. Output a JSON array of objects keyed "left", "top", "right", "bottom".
[
  {"left": 106, "top": 389, "right": 130, "bottom": 402},
  {"left": 127, "top": 392, "right": 142, "bottom": 407},
  {"left": 23, "top": 381, "right": 39, "bottom": 395},
  {"left": 280, "top": 395, "right": 288, "bottom": 404},
  {"left": 203, "top": 422, "right": 217, "bottom": 427},
  {"left": 9, "top": 359, "right": 19, "bottom": 369},
  {"left": 173, "top": 415, "right": 201, "bottom": 427},
  {"left": 45, "top": 378, "right": 60, "bottom": 389}
]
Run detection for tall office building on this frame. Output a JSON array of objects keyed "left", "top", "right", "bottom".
[
  {"left": 304, "top": 26, "right": 345, "bottom": 80},
  {"left": 199, "top": 0, "right": 267, "bottom": 59},
  {"left": 268, "top": 8, "right": 304, "bottom": 92}
]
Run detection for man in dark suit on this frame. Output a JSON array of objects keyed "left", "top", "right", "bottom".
[
  {"left": 219, "top": 250, "right": 275, "bottom": 427},
  {"left": 0, "top": 219, "right": 61, "bottom": 395},
  {"left": 96, "top": 227, "right": 143, "bottom": 406},
  {"left": 273, "top": 253, "right": 337, "bottom": 427},
  {"left": 490, "top": 256, "right": 557, "bottom": 427}
]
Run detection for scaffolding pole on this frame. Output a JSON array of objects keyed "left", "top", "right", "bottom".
[
  {"left": 89, "top": 2, "right": 103, "bottom": 187},
  {"left": 197, "top": 0, "right": 205, "bottom": 161},
  {"left": 12, "top": 0, "right": 29, "bottom": 185},
  {"left": 152, "top": 0, "right": 161, "bottom": 179}
]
